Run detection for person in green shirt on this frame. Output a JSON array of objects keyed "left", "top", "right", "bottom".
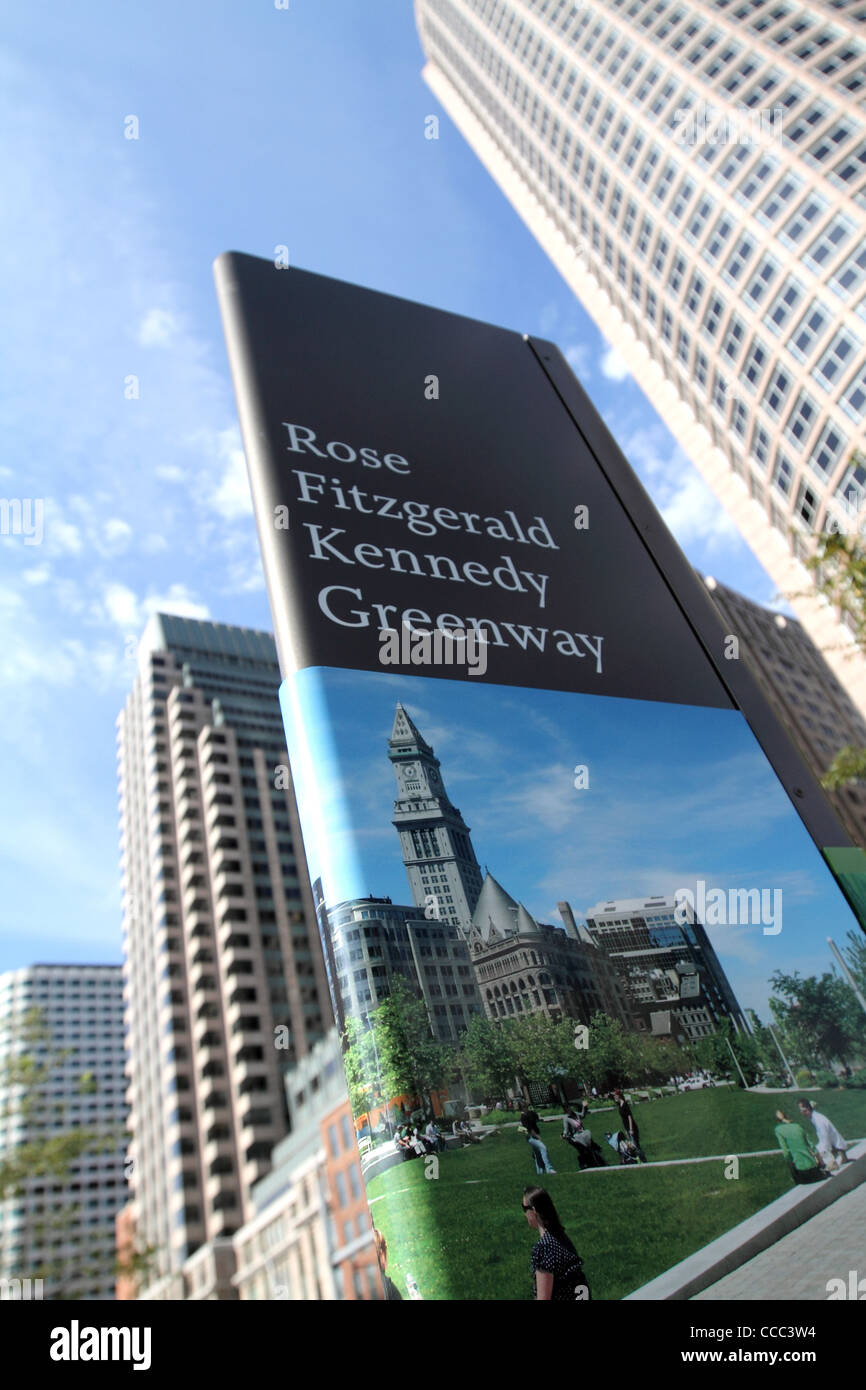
[{"left": 774, "top": 1109, "right": 828, "bottom": 1185}]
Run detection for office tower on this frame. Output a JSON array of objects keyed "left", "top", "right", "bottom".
[
  {"left": 415, "top": 0, "right": 866, "bottom": 710},
  {"left": 117, "top": 615, "right": 333, "bottom": 1298},
  {"left": 583, "top": 894, "right": 749, "bottom": 1041},
  {"left": 703, "top": 572, "right": 866, "bottom": 845},
  {"left": 233, "top": 1031, "right": 382, "bottom": 1301},
  {"left": 0, "top": 963, "right": 126, "bottom": 1300}
]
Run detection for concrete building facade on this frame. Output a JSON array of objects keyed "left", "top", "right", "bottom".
[
  {"left": 704, "top": 572, "right": 866, "bottom": 845},
  {"left": 468, "top": 875, "right": 631, "bottom": 1027},
  {"left": 415, "top": 0, "right": 866, "bottom": 713},
  {"left": 583, "top": 894, "right": 749, "bottom": 1041},
  {"left": 0, "top": 963, "right": 126, "bottom": 1300},
  {"left": 327, "top": 897, "right": 483, "bottom": 1044},
  {"left": 232, "top": 1032, "right": 381, "bottom": 1301},
  {"left": 117, "top": 615, "right": 332, "bottom": 1298}
]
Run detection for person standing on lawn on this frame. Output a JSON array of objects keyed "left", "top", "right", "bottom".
[
  {"left": 522, "top": 1186, "right": 589, "bottom": 1301},
  {"left": 521, "top": 1104, "right": 556, "bottom": 1176},
  {"left": 613, "top": 1088, "right": 646, "bottom": 1162}
]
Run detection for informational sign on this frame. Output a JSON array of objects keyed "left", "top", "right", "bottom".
[{"left": 217, "top": 253, "right": 866, "bottom": 1303}]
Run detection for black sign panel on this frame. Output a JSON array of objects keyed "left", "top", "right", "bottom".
[{"left": 216, "top": 254, "right": 866, "bottom": 1307}]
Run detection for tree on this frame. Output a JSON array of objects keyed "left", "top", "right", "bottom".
[
  {"left": 768, "top": 969, "right": 865, "bottom": 1070},
  {"left": 456, "top": 1015, "right": 517, "bottom": 1102},
  {"left": 799, "top": 524, "right": 866, "bottom": 791},
  {"left": 114, "top": 1240, "right": 159, "bottom": 1298},
  {"left": 507, "top": 1015, "right": 576, "bottom": 1101},
  {"left": 693, "top": 1019, "right": 762, "bottom": 1082},
  {"left": 580, "top": 1012, "right": 635, "bottom": 1093},
  {"left": 631, "top": 1035, "right": 688, "bottom": 1085},
  {"left": 0, "top": 1008, "right": 119, "bottom": 1297},
  {"left": 342, "top": 979, "right": 453, "bottom": 1117}
]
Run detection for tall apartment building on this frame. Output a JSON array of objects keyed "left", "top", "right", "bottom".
[
  {"left": 117, "top": 615, "right": 333, "bottom": 1298},
  {"left": 704, "top": 572, "right": 866, "bottom": 844},
  {"left": 414, "top": 0, "right": 866, "bottom": 712},
  {"left": 232, "top": 1031, "right": 382, "bottom": 1302},
  {"left": 0, "top": 964, "right": 126, "bottom": 1300}
]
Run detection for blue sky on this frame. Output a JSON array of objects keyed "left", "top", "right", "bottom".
[
  {"left": 0, "top": 1, "right": 780, "bottom": 972},
  {"left": 285, "top": 669, "right": 861, "bottom": 1019}
]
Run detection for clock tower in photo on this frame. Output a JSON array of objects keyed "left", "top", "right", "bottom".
[{"left": 388, "top": 702, "right": 483, "bottom": 934}]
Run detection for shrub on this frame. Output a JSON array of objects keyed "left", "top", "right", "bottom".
[{"left": 815, "top": 1069, "right": 840, "bottom": 1089}]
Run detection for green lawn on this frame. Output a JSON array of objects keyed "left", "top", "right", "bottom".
[
  {"left": 366, "top": 1089, "right": 866, "bottom": 1301},
  {"left": 593, "top": 1086, "right": 866, "bottom": 1161}
]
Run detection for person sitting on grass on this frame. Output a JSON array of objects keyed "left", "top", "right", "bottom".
[
  {"left": 797, "top": 1099, "right": 849, "bottom": 1171},
  {"left": 452, "top": 1117, "right": 472, "bottom": 1147},
  {"left": 395, "top": 1125, "right": 417, "bottom": 1161},
  {"left": 774, "top": 1109, "right": 829, "bottom": 1184},
  {"left": 459, "top": 1118, "right": 482, "bottom": 1144},
  {"left": 424, "top": 1119, "right": 445, "bottom": 1153}
]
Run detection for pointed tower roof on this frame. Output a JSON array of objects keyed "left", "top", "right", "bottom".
[
  {"left": 470, "top": 871, "right": 519, "bottom": 944},
  {"left": 389, "top": 702, "right": 435, "bottom": 758},
  {"left": 516, "top": 902, "right": 542, "bottom": 936}
]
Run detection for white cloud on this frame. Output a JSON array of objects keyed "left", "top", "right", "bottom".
[
  {"left": 141, "top": 534, "right": 168, "bottom": 553},
  {"left": 103, "top": 582, "right": 140, "bottom": 630},
  {"left": 565, "top": 343, "right": 591, "bottom": 379},
  {"left": 45, "top": 513, "right": 83, "bottom": 556},
  {"left": 599, "top": 343, "right": 631, "bottom": 382},
  {"left": 21, "top": 564, "right": 51, "bottom": 585},
  {"left": 188, "top": 426, "right": 253, "bottom": 521},
  {"left": 210, "top": 447, "right": 252, "bottom": 520},
  {"left": 101, "top": 580, "right": 211, "bottom": 633},
  {"left": 103, "top": 518, "right": 133, "bottom": 551},
  {"left": 614, "top": 423, "right": 741, "bottom": 554},
  {"left": 138, "top": 308, "right": 181, "bottom": 348},
  {"left": 661, "top": 469, "right": 741, "bottom": 551},
  {"left": 142, "top": 584, "right": 210, "bottom": 622}
]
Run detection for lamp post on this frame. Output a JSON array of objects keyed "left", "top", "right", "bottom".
[
  {"left": 767, "top": 1021, "right": 796, "bottom": 1087},
  {"left": 828, "top": 936, "right": 866, "bottom": 1020}
]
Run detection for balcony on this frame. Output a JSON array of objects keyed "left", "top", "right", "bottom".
[
  {"left": 235, "top": 1059, "right": 270, "bottom": 1094},
  {"left": 204, "top": 1133, "right": 235, "bottom": 1168}
]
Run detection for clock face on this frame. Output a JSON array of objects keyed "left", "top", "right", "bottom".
[{"left": 404, "top": 764, "right": 416, "bottom": 777}]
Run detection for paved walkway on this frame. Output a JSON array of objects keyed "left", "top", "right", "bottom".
[{"left": 694, "top": 1177, "right": 866, "bottom": 1301}]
